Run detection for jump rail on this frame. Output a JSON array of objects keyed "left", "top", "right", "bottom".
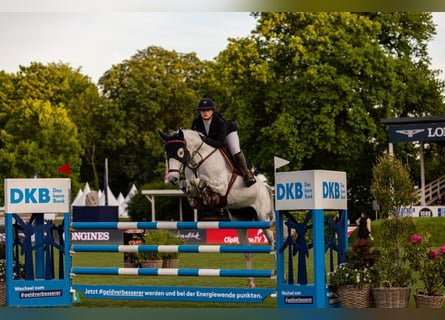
[
  {"left": 71, "top": 267, "right": 276, "bottom": 278},
  {"left": 71, "top": 221, "right": 275, "bottom": 230},
  {"left": 72, "top": 244, "right": 274, "bottom": 253}
]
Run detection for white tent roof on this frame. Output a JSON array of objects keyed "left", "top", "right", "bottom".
[
  {"left": 99, "top": 184, "right": 119, "bottom": 206},
  {"left": 71, "top": 189, "right": 84, "bottom": 206},
  {"left": 71, "top": 182, "right": 138, "bottom": 218}
]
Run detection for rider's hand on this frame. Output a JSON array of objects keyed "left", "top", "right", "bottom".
[{"left": 201, "top": 135, "right": 209, "bottom": 143}]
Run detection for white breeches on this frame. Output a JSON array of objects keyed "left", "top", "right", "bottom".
[{"left": 226, "top": 131, "right": 241, "bottom": 155}]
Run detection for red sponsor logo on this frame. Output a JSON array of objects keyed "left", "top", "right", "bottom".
[{"left": 206, "top": 229, "right": 269, "bottom": 244}]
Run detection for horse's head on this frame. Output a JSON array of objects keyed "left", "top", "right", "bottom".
[{"left": 159, "top": 129, "right": 191, "bottom": 185}]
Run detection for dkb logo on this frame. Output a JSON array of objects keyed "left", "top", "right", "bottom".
[
  {"left": 10, "top": 188, "right": 51, "bottom": 204},
  {"left": 276, "top": 182, "right": 303, "bottom": 200},
  {"left": 322, "top": 182, "right": 343, "bottom": 199}
]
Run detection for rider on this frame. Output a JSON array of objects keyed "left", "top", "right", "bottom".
[{"left": 191, "top": 97, "right": 256, "bottom": 187}]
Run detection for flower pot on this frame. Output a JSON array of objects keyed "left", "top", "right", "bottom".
[
  {"left": 372, "top": 282, "right": 411, "bottom": 308},
  {"left": 414, "top": 290, "right": 445, "bottom": 308},
  {"left": 0, "top": 282, "right": 5, "bottom": 305},
  {"left": 140, "top": 260, "right": 163, "bottom": 268},
  {"left": 123, "top": 262, "right": 139, "bottom": 268},
  {"left": 337, "top": 284, "right": 373, "bottom": 308},
  {"left": 163, "top": 259, "right": 179, "bottom": 268}
]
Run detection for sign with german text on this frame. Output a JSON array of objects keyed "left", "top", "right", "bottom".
[
  {"left": 5, "top": 178, "right": 71, "bottom": 213},
  {"left": 275, "top": 170, "right": 347, "bottom": 210}
]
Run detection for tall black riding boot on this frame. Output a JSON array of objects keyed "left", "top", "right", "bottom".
[{"left": 234, "top": 151, "right": 256, "bottom": 187}]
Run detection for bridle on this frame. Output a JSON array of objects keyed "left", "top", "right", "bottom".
[{"left": 165, "top": 136, "right": 218, "bottom": 178}]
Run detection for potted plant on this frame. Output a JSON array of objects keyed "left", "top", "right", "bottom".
[
  {"left": 0, "top": 259, "right": 5, "bottom": 305},
  {"left": 162, "top": 231, "right": 185, "bottom": 268},
  {"left": 408, "top": 235, "right": 445, "bottom": 308},
  {"left": 370, "top": 154, "right": 419, "bottom": 308},
  {"left": 329, "top": 239, "right": 379, "bottom": 308},
  {"left": 140, "top": 230, "right": 168, "bottom": 268}
]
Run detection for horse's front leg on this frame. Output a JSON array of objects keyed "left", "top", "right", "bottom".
[{"left": 179, "top": 180, "right": 203, "bottom": 209}]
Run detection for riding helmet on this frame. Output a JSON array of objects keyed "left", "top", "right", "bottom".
[{"left": 197, "top": 98, "right": 216, "bottom": 110}]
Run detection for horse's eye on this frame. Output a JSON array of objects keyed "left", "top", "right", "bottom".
[{"left": 177, "top": 148, "right": 185, "bottom": 158}]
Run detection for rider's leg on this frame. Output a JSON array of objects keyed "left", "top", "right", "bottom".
[
  {"left": 234, "top": 151, "right": 256, "bottom": 187},
  {"left": 226, "top": 131, "right": 256, "bottom": 187}
]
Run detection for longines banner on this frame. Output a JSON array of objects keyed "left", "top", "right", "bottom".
[{"left": 388, "top": 123, "right": 445, "bottom": 142}]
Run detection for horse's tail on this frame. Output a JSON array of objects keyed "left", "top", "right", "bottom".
[{"left": 256, "top": 174, "right": 275, "bottom": 223}]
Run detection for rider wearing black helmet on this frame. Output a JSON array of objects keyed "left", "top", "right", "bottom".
[{"left": 191, "top": 98, "right": 256, "bottom": 187}]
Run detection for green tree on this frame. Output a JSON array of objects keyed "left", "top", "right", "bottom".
[
  {"left": 0, "top": 99, "right": 83, "bottom": 203},
  {"left": 1, "top": 62, "right": 115, "bottom": 192},
  {"left": 98, "top": 46, "right": 207, "bottom": 191},
  {"left": 210, "top": 12, "right": 444, "bottom": 217},
  {"left": 371, "top": 154, "right": 419, "bottom": 218}
]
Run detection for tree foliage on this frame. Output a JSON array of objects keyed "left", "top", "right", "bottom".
[
  {"left": 0, "top": 98, "right": 82, "bottom": 201},
  {"left": 98, "top": 46, "right": 208, "bottom": 191},
  {"left": 209, "top": 12, "right": 444, "bottom": 216},
  {"left": 371, "top": 154, "right": 419, "bottom": 218},
  {"left": 0, "top": 13, "right": 444, "bottom": 215}
]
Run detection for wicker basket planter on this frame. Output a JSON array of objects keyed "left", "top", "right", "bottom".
[
  {"left": 140, "top": 260, "right": 163, "bottom": 268},
  {"left": 123, "top": 262, "right": 139, "bottom": 268},
  {"left": 337, "top": 284, "right": 373, "bottom": 308},
  {"left": 0, "top": 282, "right": 6, "bottom": 305},
  {"left": 163, "top": 259, "right": 179, "bottom": 268},
  {"left": 414, "top": 290, "right": 445, "bottom": 308},
  {"left": 372, "top": 282, "right": 411, "bottom": 308}
]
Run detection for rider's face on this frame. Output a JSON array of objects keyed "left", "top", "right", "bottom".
[{"left": 200, "top": 109, "right": 214, "bottom": 120}]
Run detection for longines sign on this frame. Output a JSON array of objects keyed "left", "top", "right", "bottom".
[{"left": 388, "top": 123, "right": 445, "bottom": 142}]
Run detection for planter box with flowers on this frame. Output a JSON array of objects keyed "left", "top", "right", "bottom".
[
  {"left": 139, "top": 230, "right": 185, "bottom": 268},
  {"left": 370, "top": 154, "right": 420, "bottom": 308},
  {"left": 408, "top": 235, "right": 445, "bottom": 308},
  {"left": 329, "top": 239, "right": 379, "bottom": 308},
  {"left": 0, "top": 259, "right": 5, "bottom": 305}
]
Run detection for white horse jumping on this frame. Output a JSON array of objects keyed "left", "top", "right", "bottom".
[{"left": 159, "top": 129, "right": 275, "bottom": 288}]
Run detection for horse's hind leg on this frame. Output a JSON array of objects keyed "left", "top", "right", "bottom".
[{"left": 236, "top": 228, "right": 255, "bottom": 288}]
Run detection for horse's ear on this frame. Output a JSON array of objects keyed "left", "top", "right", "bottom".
[
  {"left": 178, "top": 128, "right": 184, "bottom": 139},
  {"left": 158, "top": 130, "right": 169, "bottom": 141}
]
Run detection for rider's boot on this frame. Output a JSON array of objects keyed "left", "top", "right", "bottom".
[{"left": 234, "top": 151, "right": 256, "bottom": 187}]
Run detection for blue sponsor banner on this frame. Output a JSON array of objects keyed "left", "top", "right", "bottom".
[
  {"left": 73, "top": 284, "right": 275, "bottom": 303},
  {"left": 276, "top": 283, "right": 339, "bottom": 308},
  {"left": 388, "top": 123, "right": 445, "bottom": 142},
  {"left": 8, "top": 279, "right": 72, "bottom": 307}
]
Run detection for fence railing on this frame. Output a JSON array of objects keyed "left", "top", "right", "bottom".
[{"left": 417, "top": 175, "right": 445, "bottom": 205}]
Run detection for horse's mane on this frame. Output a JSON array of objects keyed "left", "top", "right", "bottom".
[{"left": 180, "top": 129, "right": 205, "bottom": 145}]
